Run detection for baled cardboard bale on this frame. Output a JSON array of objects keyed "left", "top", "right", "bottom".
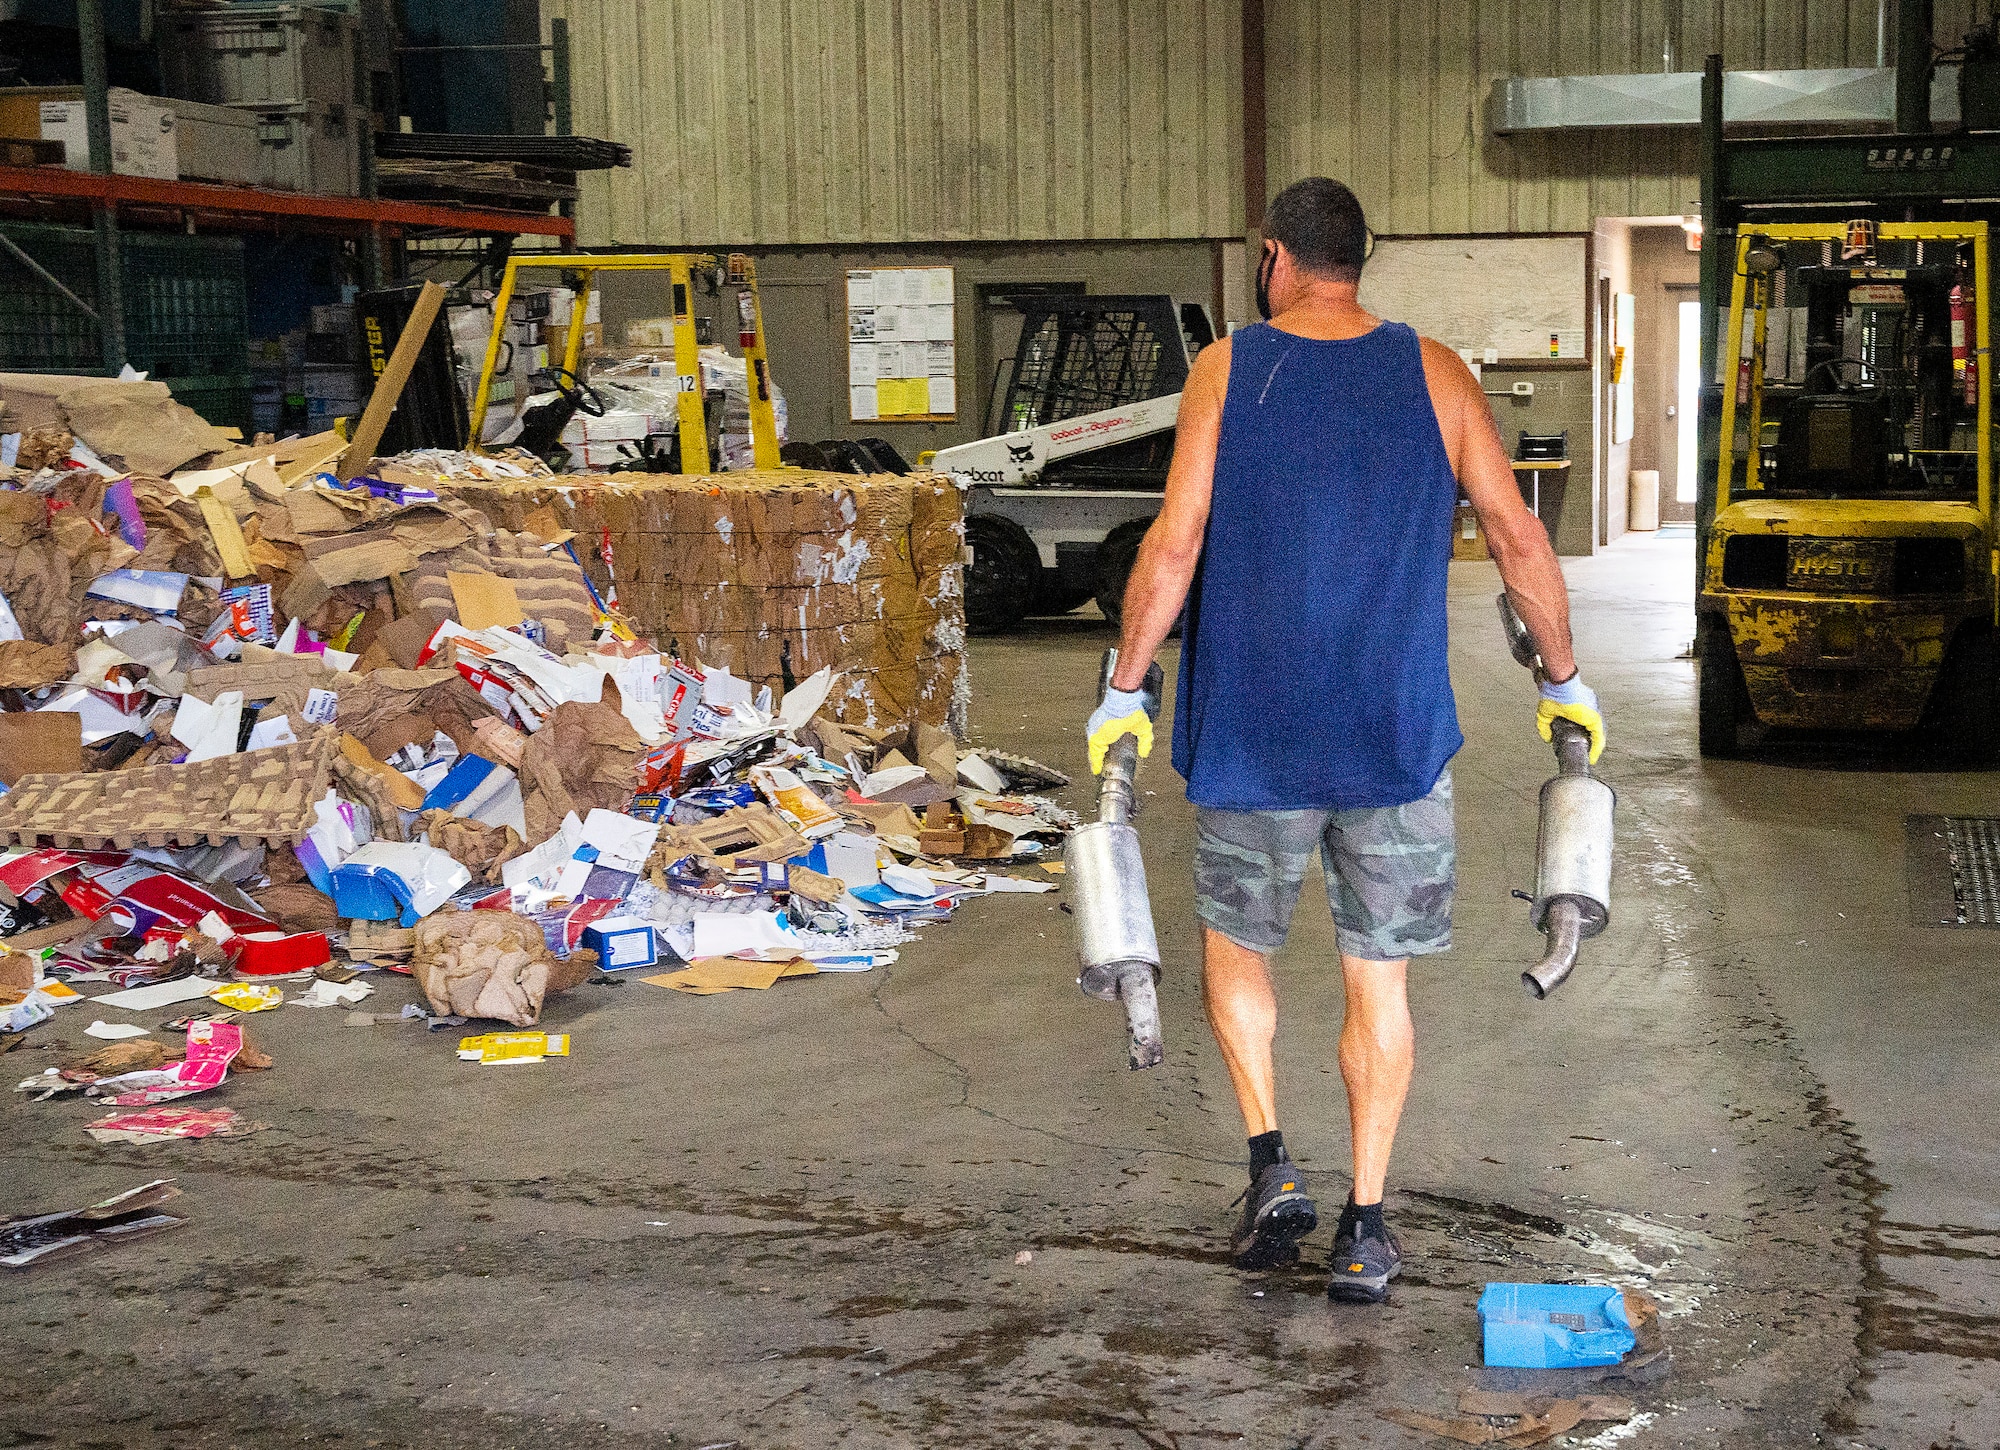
[{"left": 432, "top": 468, "right": 966, "bottom": 729}]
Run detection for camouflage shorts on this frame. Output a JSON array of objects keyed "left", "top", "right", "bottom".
[{"left": 1193, "top": 770, "right": 1455, "bottom": 960}]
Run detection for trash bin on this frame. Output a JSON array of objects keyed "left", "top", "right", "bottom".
[{"left": 1628, "top": 469, "right": 1661, "bottom": 531}]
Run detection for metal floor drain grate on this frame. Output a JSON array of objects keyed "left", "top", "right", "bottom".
[{"left": 1906, "top": 815, "right": 2000, "bottom": 927}]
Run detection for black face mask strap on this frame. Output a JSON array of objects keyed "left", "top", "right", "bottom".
[{"left": 1255, "top": 245, "right": 1276, "bottom": 320}]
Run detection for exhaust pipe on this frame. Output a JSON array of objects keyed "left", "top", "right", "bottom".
[
  {"left": 1499, "top": 596, "right": 1615, "bottom": 1000},
  {"left": 1071, "top": 649, "right": 1167, "bottom": 1069}
]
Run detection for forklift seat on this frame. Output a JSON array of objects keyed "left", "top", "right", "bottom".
[{"left": 1775, "top": 394, "right": 1889, "bottom": 494}]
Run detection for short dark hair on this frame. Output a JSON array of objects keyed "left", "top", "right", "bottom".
[{"left": 1263, "top": 178, "right": 1369, "bottom": 283}]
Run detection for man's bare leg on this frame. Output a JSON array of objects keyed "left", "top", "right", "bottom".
[
  {"left": 1324, "top": 955, "right": 1413, "bottom": 1302},
  {"left": 1201, "top": 927, "right": 1278, "bottom": 1135},
  {"left": 1203, "top": 927, "right": 1319, "bottom": 1267},
  {"left": 1339, "top": 956, "right": 1413, "bottom": 1203}
]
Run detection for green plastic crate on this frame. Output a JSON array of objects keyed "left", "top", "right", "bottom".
[{"left": 0, "top": 223, "right": 248, "bottom": 378}]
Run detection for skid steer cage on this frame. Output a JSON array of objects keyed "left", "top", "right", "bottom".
[{"left": 1000, "top": 295, "right": 1194, "bottom": 433}]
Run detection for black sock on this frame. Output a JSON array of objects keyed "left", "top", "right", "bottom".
[
  {"left": 1248, "top": 1130, "right": 1287, "bottom": 1177},
  {"left": 1339, "top": 1195, "right": 1386, "bottom": 1240}
]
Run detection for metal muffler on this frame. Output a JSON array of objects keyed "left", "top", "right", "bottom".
[
  {"left": 1499, "top": 595, "right": 1615, "bottom": 999},
  {"left": 1071, "top": 649, "right": 1166, "bottom": 1069},
  {"left": 1525, "top": 721, "right": 1614, "bottom": 997}
]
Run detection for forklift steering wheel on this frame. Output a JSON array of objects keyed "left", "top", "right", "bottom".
[
  {"left": 549, "top": 366, "right": 607, "bottom": 418},
  {"left": 1804, "top": 356, "right": 1877, "bottom": 393}
]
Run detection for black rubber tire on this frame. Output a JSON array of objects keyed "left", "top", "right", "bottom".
[
  {"left": 1094, "top": 520, "right": 1152, "bottom": 628},
  {"left": 1696, "top": 616, "right": 1750, "bottom": 758},
  {"left": 1922, "top": 624, "right": 2000, "bottom": 766},
  {"left": 964, "top": 515, "right": 1040, "bottom": 635}
]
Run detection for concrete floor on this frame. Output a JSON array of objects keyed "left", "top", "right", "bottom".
[{"left": 4, "top": 533, "right": 1998, "bottom": 1449}]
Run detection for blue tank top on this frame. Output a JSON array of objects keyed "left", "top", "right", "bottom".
[{"left": 1170, "top": 320, "right": 1463, "bottom": 811}]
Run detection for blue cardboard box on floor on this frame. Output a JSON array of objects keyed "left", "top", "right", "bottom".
[{"left": 1477, "top": 1283, "right": 1636, "bottom": 1368}]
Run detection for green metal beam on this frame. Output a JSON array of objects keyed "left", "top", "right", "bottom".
[
  {"left": 1724, "top": 133, "right": 2000, "bottom": 206},
  {"left": 1698, "top": 54, "right": 1724, "bottom": 578},
  {"left": 77, "top": 0, "right": 124, "bottom": 372}
]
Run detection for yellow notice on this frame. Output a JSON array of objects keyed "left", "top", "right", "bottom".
[
  {"left": 447, "top": 571, "right": 525, "bottom": 632},
  {"left": 458, "top": 1030, "right": 571, "bottom": 1064},
  {"left": 208, "top": 982, "right": 284, "bottom": 1012},
  {"left": 874, "top": 378, "right": 915, "bottom": 415}
]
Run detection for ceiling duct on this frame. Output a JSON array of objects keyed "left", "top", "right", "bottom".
[{"left": 1489, "top": 67, "right": 1959, "bottom": 134}]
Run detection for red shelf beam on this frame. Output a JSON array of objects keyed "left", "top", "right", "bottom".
[{"left": 0, "top": 163, "right": 574, "bottom": 239}]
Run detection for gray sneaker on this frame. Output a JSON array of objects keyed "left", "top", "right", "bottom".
[
  {"left": 1230, "top": 1159, "right": 1319, "bottom": 1269},
  {"left": 1327, "top": 1219, "right": 1404, "bottom": 1304}
]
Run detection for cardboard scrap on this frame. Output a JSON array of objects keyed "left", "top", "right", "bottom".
[
  {"left": 1458, "top": 1391, "right": 1635, "bottom": 1422},
  {"left": 446, "top": 570, "right": 525, "bottom": 631},
  {"left": 339, "top": 732, "right": 427, "bottom": 811},
  {"left": 644, "top": 957, "right": 817, "bottom": 994},
  {"left": 0, "top": 641, "right": 77, "bottom": 689},
  {"left": 0, "top": 711, "right": 82, "bottom": 786},
  {"left": 1381, "top": 1392, "right": 1632, "bottom": 1447}
]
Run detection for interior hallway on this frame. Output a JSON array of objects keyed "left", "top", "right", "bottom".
[{"left": 2, "top": 533, "right": 1994, "bottom": 1449}]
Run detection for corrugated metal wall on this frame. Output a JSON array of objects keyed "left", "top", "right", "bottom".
[
  {"left": 547, "top": 0, "right": 1244, "bottom": 246},
  {"left": 1266, "top": 0, "right": 1952, "bottom": 234}
]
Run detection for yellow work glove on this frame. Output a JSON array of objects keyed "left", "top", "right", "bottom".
[
  {"left": 1087, "top": 686, "right": 1153, "bottom": 775},
  {"left": 1536, "top": 673, "right": 1606, "bottom": 764}
]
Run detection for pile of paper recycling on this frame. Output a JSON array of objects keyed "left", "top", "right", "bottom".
[{"left": 0, "top": 419, "right": 1074, "bottom": 1090}]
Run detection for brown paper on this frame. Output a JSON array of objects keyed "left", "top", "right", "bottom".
[
  {"left": 360, "top": 711, "right": 438, "bottom": 764},
  {"left": 0, "top": 492, "right": 48, "bottom": 548},
  {"left": 0, "top": 641, "right": 76, "bottom": 689},
  {"left": 377, "top": 607, "right": 449, "bottom": 671},
  {"left": 0, "top": 711, "right": 82, "bottom": 785},
  {"left": 447, "top": 571, "right": 525, "bottom": 631}
]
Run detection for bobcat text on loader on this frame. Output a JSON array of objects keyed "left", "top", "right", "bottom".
[{"left": 931, "top": 294, "right": 1213, "bottom": 633}]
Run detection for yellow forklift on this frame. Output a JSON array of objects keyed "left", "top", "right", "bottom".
[
  {"left": 1697, "top": 218, "right": 1995, "bottom": 758},
  {"left": 1695, "top": 45, "right": 2000, "bottom": 761},
  {"left": 465, "top": 251, "right": 783, "bottom": 473}
]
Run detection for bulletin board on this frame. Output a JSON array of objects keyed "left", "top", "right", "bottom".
[
  {"left": 1357, "top": 236, "right": 1589, "bottom": 362},
  {"left": 847, "top": 267, "right": 958, "bottom": 421}
]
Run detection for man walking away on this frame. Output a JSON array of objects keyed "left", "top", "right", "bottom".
[{"left": 1084, "top": 178, "right": 1605, "bottom": 1304}]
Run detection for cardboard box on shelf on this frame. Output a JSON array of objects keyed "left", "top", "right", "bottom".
[
  {"left": 544, "top": 321, "right": 604, "bottom": 361},
  {"left": 39, "top": 90, "right": 177, "bottom": 181}
]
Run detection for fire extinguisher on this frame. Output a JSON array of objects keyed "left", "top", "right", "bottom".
[
  {"left": 1736, "top": 278, "right": 1759, "bottom": 408},
  {"left": 1953, "top": 273, "right": 1977, "bottom": 408}
]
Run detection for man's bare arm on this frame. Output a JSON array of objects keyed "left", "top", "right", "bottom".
[
  {"left": 1426, "top": 341, "right": 1579, "bottom": 680},
  {"left": 1108, "top": 339, "right": 1230, "bottom": 692}
]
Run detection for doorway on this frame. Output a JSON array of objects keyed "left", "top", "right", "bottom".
[{"left": 1659, "top": 283, "right": 1700, "bottom": 520}]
